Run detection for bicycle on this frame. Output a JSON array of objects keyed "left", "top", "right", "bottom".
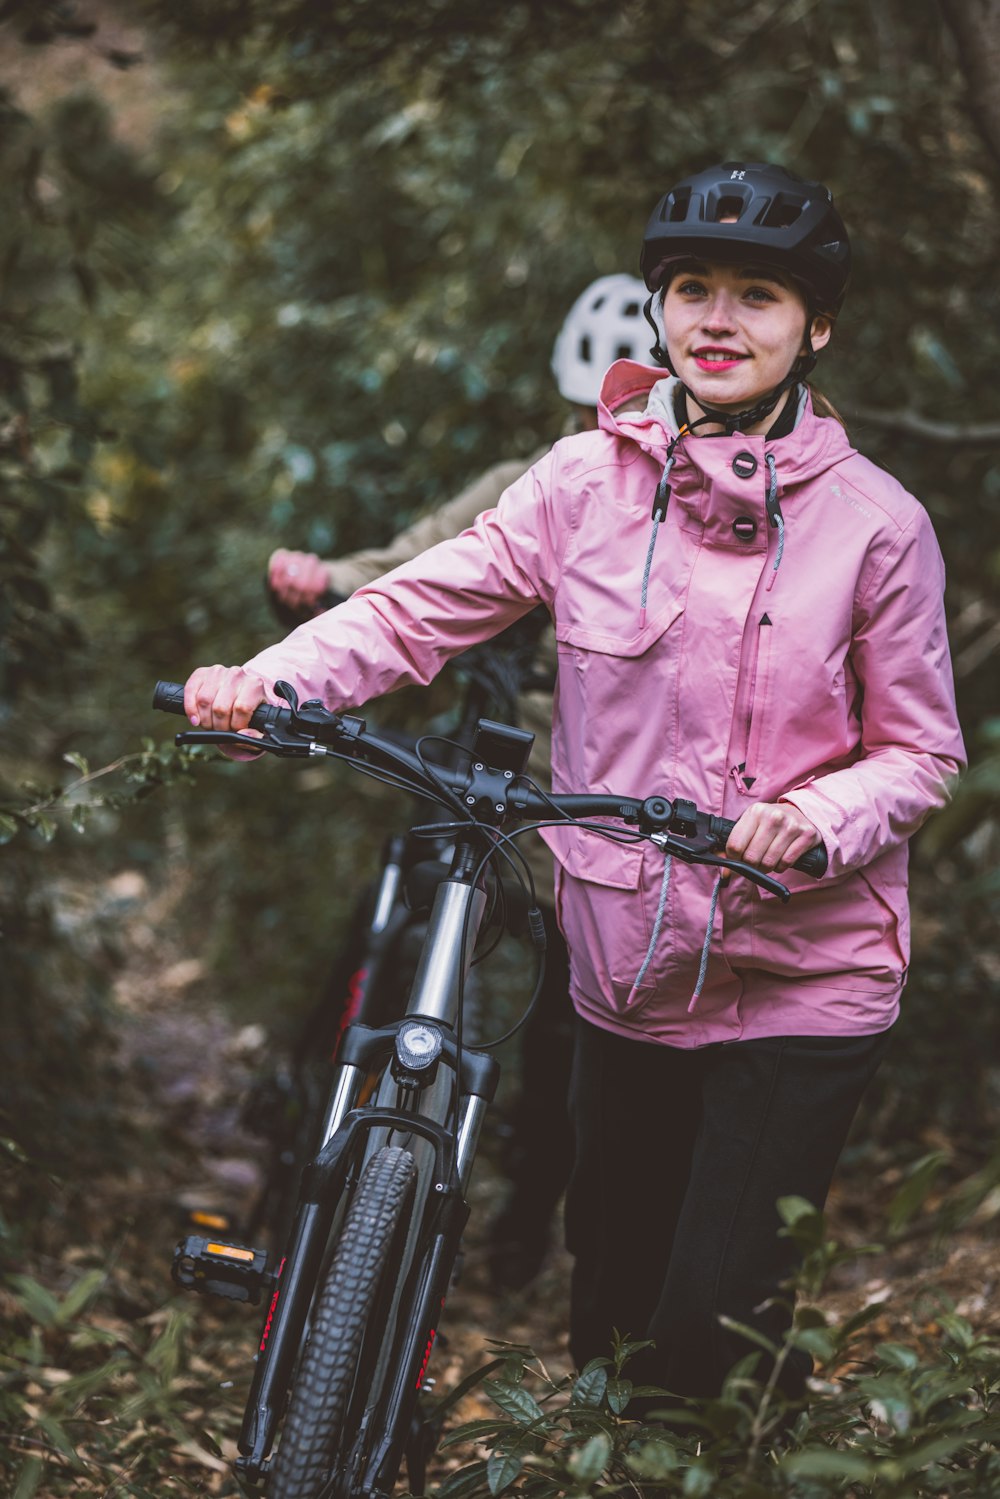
[{"left": 153, "top": 678, "right": 827, "bottom": 1498}]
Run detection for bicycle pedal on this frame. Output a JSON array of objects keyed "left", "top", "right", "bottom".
[{"left": 173, "top": 1234, "right": 274, "bottom": 1305}]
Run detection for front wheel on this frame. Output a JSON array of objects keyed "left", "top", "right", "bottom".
[{"left": 266, "top": 1145, "right": 418, "bottom": 1499}]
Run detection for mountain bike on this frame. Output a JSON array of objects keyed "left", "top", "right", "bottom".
[{"left": 153, "top": 677, "right": 826, "bottom": 1498}]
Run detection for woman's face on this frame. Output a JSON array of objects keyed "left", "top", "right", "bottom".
[{"left": 660, "top": 259, "right": 831, "bottom": 414}]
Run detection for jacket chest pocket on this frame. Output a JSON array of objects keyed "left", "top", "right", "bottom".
[
  {"left": 732, "top": 612, "right": 774, "bottom": 795},
  {"left": 553, "top": 600, "right": 684, "bottom": 789}
]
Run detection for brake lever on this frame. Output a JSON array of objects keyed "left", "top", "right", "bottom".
[
  {"left": 649, "top": 831, "right": 790, "bottom": 902},
  {"left": 174, "top": 729, "right": 313, "bottom": 757}
]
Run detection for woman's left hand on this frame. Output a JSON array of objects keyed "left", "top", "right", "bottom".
[{"left": 725, "top": 801, "right": 822, "bottom": 873}]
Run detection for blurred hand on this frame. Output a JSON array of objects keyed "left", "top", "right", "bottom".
[
  {"left": 184, "top": 664, "right": 268, "bottom": 733},
  {"left": 268, "top": 548, "right": 331, "bottom": 613},
  {"left": 725, "top": 801, "right": 821, "bottom": 874}
]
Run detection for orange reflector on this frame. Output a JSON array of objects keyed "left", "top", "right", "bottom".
[
  {"left": 206, "top": 1243, "right": 255, "bottom": 1262},
  {"left": 190, "top": 1211, "right": 230, "bottom": 1230}
]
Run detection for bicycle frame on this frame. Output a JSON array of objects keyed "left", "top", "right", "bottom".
[{"left": 235, "top": 824, "right": 499, "bottom": 1491}]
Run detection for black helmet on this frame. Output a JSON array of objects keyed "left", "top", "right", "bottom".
[{"left": 640, "top": 161, "right": 851, "bottom": 317}]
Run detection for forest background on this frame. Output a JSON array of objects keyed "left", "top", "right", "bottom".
[{"left": 2, "top": 1, "right": 1000, "bottom": 1495}]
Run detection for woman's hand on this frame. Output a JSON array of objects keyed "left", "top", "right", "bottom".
[
  {"left": 184, "top": 664, "right": 268, "bottom": 732},
  {"left": 725, "top": 801, "right": 822, "bottom": 873},
  {"left": 268, "top": 548, "right": 331, "bottom": 613}
]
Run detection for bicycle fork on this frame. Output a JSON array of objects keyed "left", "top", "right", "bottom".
[{"left": 234, "top": 873, "right": 497, "bottom": 1489}]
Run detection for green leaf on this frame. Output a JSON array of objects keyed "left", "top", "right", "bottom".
[
  {"left": 682, "top": 1460, "right": 716, "bottom": 1496},
  {"left": 9, "top": 1273, "right": 61, "bottom": 1328},
  {"left": 438, "top": 1460, "right": 490, "bottom": 1499},
  {"left": 570, "top": 1364, "right": 608, "bottom": 1408},
  {"left": 792, "top": 1326, "right": 838, "bottom": 1361},
  {"left": 887, "top": 1150, "right": 950, "bottom": 1233},
  {"left": 874, "top": 1341, "right": 920, "bottom": 1371},
  {"left": 431, "top": 1357, "right": 506, "bottom": 1423},
  {"left": 781, "top": 1448, "right": 877, "bottom": 1480},
  {"left": 63, "top": 751, "right": 89, "bottom": 775},
  {"left": 567, "top": 1432, "right": 611, "bottom": 1483},
  {"left": 0, "top": 813, "right": 20, "bottom": 844},
  {"left": 605, "top": 1376, "right": 631, "bottom": 1414},
  {"left": 55, "top": 1268, "right": 106, "bottom": 1326},
  {"left": 626, "top": 1437, "right": 679, "bottom": 1479},
  {"left": 13, "top": 1457, "right": 43, "bottom": 1499},
  {"left": 487, "top": 1446, "right": 525, "bottom": 1495},
  {"left": 485, "top": 1379, "right": 544, "bottom": 1424}
]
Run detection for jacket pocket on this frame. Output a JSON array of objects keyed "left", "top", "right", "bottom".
[
  {"left": 555, "top": 595, "right": 683, "bottom": 658},
  {"left": 732, "top": 612, "right": 774, "bottom": 795},
  {"left": 552, "top": 830, "right": 667, "bottom": 1014}
]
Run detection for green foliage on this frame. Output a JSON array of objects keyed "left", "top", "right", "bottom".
[{"left": 432, "top": 1217, "right": 1000, "bottom": 1499}]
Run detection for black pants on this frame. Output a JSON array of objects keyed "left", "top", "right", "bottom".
[{"left": 565, "top": 1017, "right": 891, "bottom": 1400}]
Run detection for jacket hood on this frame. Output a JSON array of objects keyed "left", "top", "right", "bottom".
[{"left": 596, "top": 359, "right": 855, "bottom": 489}]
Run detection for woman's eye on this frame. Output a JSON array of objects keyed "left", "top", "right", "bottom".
[
  {"left": 745, "top": 286, "right": 777, "bottom": 304},
  {"left": 676, "top": 280, "right": 707, "bottom": 296}
]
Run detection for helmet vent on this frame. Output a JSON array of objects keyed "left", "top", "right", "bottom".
[
  {"left": 761, "top": 194, "right": 803, "bottom": 229},
  {"left": 623, "top": 301, "right": 640, "bottom": 316},
  {"left": 579, "top": 335, "right": 592, "bottom": 363},
  {"left": 715, "top": 194, "right": 746, "bottom": 221},
  {"left": 668, "top": 188, "right": 691, "bottom": 221}
]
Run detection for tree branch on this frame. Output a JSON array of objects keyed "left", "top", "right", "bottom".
[
  {"left": 852, "top": 407, "right": 1000, "bottom": 443},
  {"left": 939, "top": 0, "right": 1000, "bottom": 173}
]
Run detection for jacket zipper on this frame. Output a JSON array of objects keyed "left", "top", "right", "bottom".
[{"left": 731, "top": 613, "right": 773, "bottom": 793}]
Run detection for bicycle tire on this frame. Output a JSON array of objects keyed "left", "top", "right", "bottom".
[{"left": 266, "top": 1145, "right": 418, "bottom": 1499}]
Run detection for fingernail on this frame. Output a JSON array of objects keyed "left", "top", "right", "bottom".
[{"left": 190, "top": 714, "right": 199, "bottom": 724}]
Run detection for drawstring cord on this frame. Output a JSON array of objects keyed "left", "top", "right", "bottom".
[
  {"left": 628, "top": 860, "right": 724, "bottom": 1013},
  {"left": 627, "top": 854, "right": 672, "bottom": 1004},
  {"left": 639, "top": 432, "right": 686, "bottom": 628},
  {"left": 764, "top": 452, "right": 784, "bottom": 593},
  {"left": 687, "top": 872, "right": 724, "bottom": 1012}
]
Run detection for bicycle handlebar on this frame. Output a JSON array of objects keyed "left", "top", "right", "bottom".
[{"left": 155, "top": 679, "right": 828, "bottom": 889}]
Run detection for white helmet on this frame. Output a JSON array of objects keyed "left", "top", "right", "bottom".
[{"left": 550, "top": 274, "right": 650, "bottom": 405}]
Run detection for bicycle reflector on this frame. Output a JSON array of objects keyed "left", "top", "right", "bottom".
[{"left": 392, "top": 1021, "right": 443, "bottom": 1087}]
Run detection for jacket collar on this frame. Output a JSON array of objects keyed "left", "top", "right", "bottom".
[{"left": 597, "top": 359, "right": 856, "bottom": 489}]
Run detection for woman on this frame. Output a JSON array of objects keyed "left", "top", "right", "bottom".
[{"left": 185, "top": 162, "right": 965, "bottom": 1399}]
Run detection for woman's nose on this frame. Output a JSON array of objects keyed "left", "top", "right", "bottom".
[{"left": 701, "top": 292, "right": 737, "bottom": 330}]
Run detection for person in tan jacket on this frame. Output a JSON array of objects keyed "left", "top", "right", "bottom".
[{"left": 267, "top": 276, "right": 653, "bottom": 1288}]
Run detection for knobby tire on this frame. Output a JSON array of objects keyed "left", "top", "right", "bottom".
[{"left": 266, "top": 1145, "right": 418, "bottom": 1499}]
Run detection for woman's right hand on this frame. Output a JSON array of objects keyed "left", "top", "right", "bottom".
[
  {"left": 268, "top": 548, "right": 331, "bottom": 613},
  {"left": 184, "top": 664, "right": 268, "bottom": 732}
]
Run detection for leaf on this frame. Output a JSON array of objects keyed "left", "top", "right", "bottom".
[
  {"left": 683, "top": 1460, "right": 716, "bottom": 1496},
  {"left": 437, "top": 1460, "right": 490, "bottom": 1499},
  {"left": 792, "top": 1326, "right": 838, "bottom": 1361},
  {"left": 12, "top": 1458, "right": 43, "bottom": 1499},
  {"left": 55, "top": 1268, "right": 106, "bottom": 1326},
  {"left": 0, "top": 813, "right": 20, "bottom": 844},
  {"left": 626, "top": 1437, "right": 679, "bottom": 1479},
  {"left": 487, "top": 1446, "right": 525, "bottom": 1495},
  {"left": 431, "top": 1357, "right": 505, "bottom": 1423},
  {"left": 63, "top": 751, "right": 89, "bottom": 775},
  {"left": 781, "top": 1448, "right": 877, "bottom": 1480},
  {"left": 484, "top": 1379, "right": 544, "bottom": 1424},
  {"left": 605, "top": 1376, "right": 631, "bottom": 1414},
  {"left": 568, "top": 1432, "right": 612, "bottom": 1483},
  {"left": 9, "top": 1273, "right": 61, "bottom": 1328},
  {"left": 570, "top": 1363, "right": 608, "bottom": 1408},
  {"left": 874, "top": 1341, "right": 920, "bottom": 1372},
  {"left": 887, "top": 1150, "right": 950, "bottom": 1233}
]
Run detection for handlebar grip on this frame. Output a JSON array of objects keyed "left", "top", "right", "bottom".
[
  {"left": 709, "top": 815, "right": 828, "bottom": 878},
  {"left": 152, "top": 680, "right": 279, "bottom": 733},
  {"left": 153, "top": 680, "right": 187, "bottom": 716}
]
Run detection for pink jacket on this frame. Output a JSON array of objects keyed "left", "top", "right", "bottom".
[{"left": 246, "top": 363, "right": 965, "bottom": 1047}]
